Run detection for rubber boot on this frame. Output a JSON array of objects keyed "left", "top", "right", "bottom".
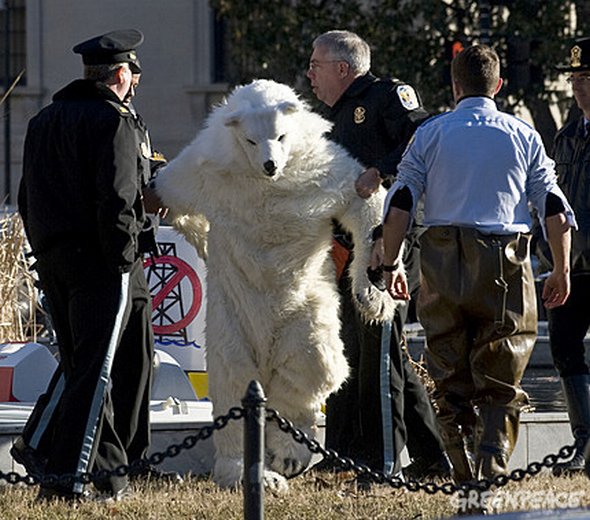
[
  {"left": 450, "top": 432, "right": 491, "bottom": 516},
  {"left": 553, "top": 374, "right": 590, "bottom": 476},
  {"left": 475, "top": 406, "right": 520, "bottom": 480},
  {"left": 444, "top": 437, "right": 474, "bottom": 485}
]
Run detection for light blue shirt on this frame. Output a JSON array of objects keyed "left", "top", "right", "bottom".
[{"left": 384, "top": 96, "right": 576, "bottom": 237}]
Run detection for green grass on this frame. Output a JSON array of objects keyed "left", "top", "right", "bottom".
[{"left": 1, "top": 470, "right": 589, "bottom": 519}]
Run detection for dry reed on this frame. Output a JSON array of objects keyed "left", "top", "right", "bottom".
[{"left": 0, "top": 211, "right": 44, "bottom": 343}]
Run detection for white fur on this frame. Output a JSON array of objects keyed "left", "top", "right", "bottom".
[{"left": 155, "top": 79, "right": 397, "bottom": 489}]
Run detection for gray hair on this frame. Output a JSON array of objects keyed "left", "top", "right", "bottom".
[
  {"left": 312, "top": 30, "right": 371, "bottom": 75},
  {"left": 84, "top": 62, "right": 128, "bottom": 82}
]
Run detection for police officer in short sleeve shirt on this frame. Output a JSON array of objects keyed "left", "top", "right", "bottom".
[{"left": 308, "top": 30, "right": 448, "bottom": 479}]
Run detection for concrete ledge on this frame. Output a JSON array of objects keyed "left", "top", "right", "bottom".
[
  {"left": 510, "top": 412, "right": 573, "bottom": 471},
  {"left": 0, "top": 403, "right": 575, "bottom": 480},
  {"left": 0, "top": 401, "right": 217, "bottom": 479}
]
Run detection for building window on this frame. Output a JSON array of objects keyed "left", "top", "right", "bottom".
[{"left": 0, "top": 0, "right": 26, "bottom": 87}]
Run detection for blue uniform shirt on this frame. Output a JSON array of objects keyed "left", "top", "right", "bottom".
[{"left": 385, "top": 96, "right": 576, "bottom": 237}]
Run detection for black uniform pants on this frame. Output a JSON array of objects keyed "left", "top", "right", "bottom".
[
  {"left": 21, "top": 247, "right": 153, "bottom": 494},
  {"left": 325, "top": 240, "right": 445, "bottom": 473},
  {"left": 548, "top": 273, "right": 590, "bottom": 377}
]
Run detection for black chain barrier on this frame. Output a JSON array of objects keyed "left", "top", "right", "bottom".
[
  {"left": 0, "top": 400, "right": 577, "bottom": 498},
  {"left": 0, "top": 407, "right": 244, "bottom": 488},
  {"left": 265, "top": 408, "right": 577, "bottom": 496}
]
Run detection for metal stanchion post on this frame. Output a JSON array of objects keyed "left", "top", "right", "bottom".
[{"left": 242, "top": 380, "right": 266, "bottom": 520}]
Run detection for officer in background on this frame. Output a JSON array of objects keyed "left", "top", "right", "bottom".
[
  {"left": 307, "top": 30, "right": 449, "bottom": 481},
  {"left": 544, "top": 37, "right": 590, "bottom": 476},
  {"left": 13, "top": 29, "right": 169, "bottom": 501}
]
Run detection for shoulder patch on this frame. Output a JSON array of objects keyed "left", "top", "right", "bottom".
[
  {"left": 105, "top": 99, "right": 132, "bottom": 117},
  {"left": 396, "top": 84, "right": 420, "bottom": 111}
]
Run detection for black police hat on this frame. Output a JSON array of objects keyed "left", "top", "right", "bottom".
[
  {"left": 73, "top": 29, "right": 144, "bottom": 74},
  {"left": 555, "top": 37, "right": 590, "bottom": 73}
]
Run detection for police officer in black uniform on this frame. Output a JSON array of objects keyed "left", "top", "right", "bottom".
[
  {"left": 307, "top": 30, "right": 449, "bottom": 480},
  {"left": 14, "top": 29, "right": 164, "bottom": 500},
  {"left": 543, "top": 37, "right": 590, "bottom": 476}
]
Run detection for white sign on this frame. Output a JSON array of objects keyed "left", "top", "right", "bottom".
[{"left": 144, "top": 226, "right": 207, "bottom": 373}]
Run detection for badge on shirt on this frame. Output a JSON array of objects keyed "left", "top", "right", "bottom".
[
  {"left": 396, "top": 85, "right": 419, "bottom": 111},
  {"left": 354, "top": 106, "right": 366, "bottom": 124},
  {"left": 141, "top": 141, "right": 152, "bottom": 159}
]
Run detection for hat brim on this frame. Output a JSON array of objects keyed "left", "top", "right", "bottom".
[{"left": 555, "top": 63, "right": 590, "bottom": 72}]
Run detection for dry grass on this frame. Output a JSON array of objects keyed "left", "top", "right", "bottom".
[
  {"left": 1, "top": 470, "right": 589, "bottom": 519},
  {"left": 0, "top": 212, "right": 45, "bottom": 343},
  {"left": 2, "top": 215, "right": 587, "bottom": 518}
]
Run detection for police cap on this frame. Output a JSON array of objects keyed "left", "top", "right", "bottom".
[
  {"left": 555, "top": 37, "right": 590, "bottom": 73},
  {"left": 73, "top": 29, "right": 144, "bottom": 74}
]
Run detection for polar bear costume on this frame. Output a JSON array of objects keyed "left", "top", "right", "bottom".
[{"left": 154, "top": 79, "right": 397, "bottom": 490}]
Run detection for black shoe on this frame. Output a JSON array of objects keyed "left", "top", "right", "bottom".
[
  {"left": 129, "top": 464, "right": 183, "bottom": 483},
  {"left": 36, "top": 485, "right": 87, "bottom": 503},
  {"left": 355, "top": 473, "right": 372, "bottom": 491},
  {"left": 10, "top": 436, "right": 47, "bottom": 477},
  {"left": 311, "top": 458, "right": 338, "bottom": 473},
  {"left": 404, "top": 454, "right": 452, "bottom": 481},
  {"left": 552, "top": 451, "right": 585, "bottom": 476},
  {"left": 310, "top": 457, "right": 352, "bottom": 474}
]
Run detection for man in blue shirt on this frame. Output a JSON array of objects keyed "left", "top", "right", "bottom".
[{"left": 382, "top": 44, "right": 575, "bottom": 485}]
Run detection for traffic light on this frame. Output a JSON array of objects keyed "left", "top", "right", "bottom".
[
  {"left": 443, "top": 36, "right": 468, "bottom": 83},
  {"left": 451, "top": 39, "right": 465, "bottom": 59}
]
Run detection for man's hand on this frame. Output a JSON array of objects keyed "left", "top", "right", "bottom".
[
  {"left": 383, "top": 206, "right": 411, "bottom": 300},
  {"left": 142, "top": 185, "right": 169, "bottom": 218},
  {"left": 543, "top": 212, "right": 572, "bottom": 309},
  {"left": 542, "top": 270, "right": 570, "bottom": 309},
  {"left": 384, "top": 269, "right": 410, "bottom": 300},
  {"left": 355, "top": 167, "right": 382, "bottom": 199},
  {"left": 370, "top": 237, "right": 384, "bottom": 269},
  {"left": 366, "top": 238, "right": 386, "bottom": 290}
]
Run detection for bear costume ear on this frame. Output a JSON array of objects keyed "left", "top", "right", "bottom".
[
  {"left": 224, "top": 110, "right": 244, "bottom": 127},
  {"left": 277, "top": 101, "right": 301, "bottom": 115}
]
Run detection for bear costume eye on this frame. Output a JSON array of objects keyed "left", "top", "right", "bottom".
[
  {"left": 246, "top": 138, "right": 256, "bottom": 146},
  {"left": 278, "top": 134, "right": 286, "bottom": 142}
]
